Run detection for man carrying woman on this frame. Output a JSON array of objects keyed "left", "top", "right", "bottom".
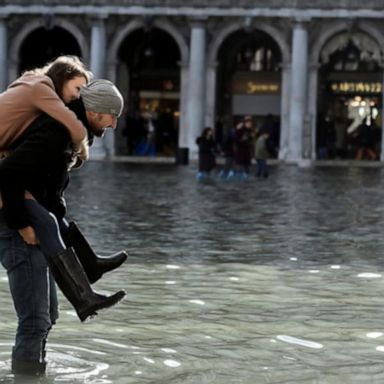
[{"left": 0, "top": 56, "right": 127, "bottom": 375}]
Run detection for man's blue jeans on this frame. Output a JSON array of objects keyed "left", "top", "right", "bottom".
[{"left": 0, "top": 209, "right": 58, "bottom": 363}]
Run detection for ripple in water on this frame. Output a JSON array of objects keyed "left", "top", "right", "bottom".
[
  {"left": 276, "top": 335, "right": 324, "bottom": 349},
  {"left": 48, "top": 344, "right": 110, "bottom": 382}
]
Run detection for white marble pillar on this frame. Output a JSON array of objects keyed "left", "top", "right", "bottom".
[
  {"left": 186, "top": 19, "right": 207, "bottom": 160},
  {"left": 0, "top": 16, "right": 8, "bottom": 92},
  {"left": 89, "top": 15, "right": 109, "bottom": 158},
  {"left": 287, "top": 21, "right": 309, "bottom": 163},
  {"left": 278, "top": 62, "right": 291, "bottom": 160},
  {"left": 205, "top": 61, "right": 217, "bottom": 129}
]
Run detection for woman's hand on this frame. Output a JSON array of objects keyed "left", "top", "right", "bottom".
[{"left": 18, "top": 226, "right": 39, "bottom": 245}]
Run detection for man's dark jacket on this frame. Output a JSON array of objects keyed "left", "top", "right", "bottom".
[{"left": 0, "top": 99, "right": 93, "bottom": 230}]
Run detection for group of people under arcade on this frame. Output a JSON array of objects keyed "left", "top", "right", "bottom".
[
  {"left": 0, "top": 55, "right": 128, "bottom": 376},
  {"left": 121, "top": 109, "right": 178, "bottom": 156},
  {"left": 196, "top": 114, "right": 280, "bottom": 180},
  {"left": 317, "top": 114, "right": 381, "bottom": 160}
]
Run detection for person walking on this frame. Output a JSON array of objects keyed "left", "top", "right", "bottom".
[
  {"left": 254, "top": 131, "right": 270, "bottom": 178},
  {"left": 0, "top": 79, "right": 127, "bottom": 375},
  {"left": 0, "top": 56, "right": 127, "bottom": 314},
  {"left": 196, "top": 127, "right": 216, "bottom": 179},
  {"left": 0, "top": 55, "right": 127, "bottom": 290},
  {"left": 233, "top": 116, "right": 254, "bottom": 180},
  {"left": 218, "top": 126, "right": 235, "bottom": 179}
]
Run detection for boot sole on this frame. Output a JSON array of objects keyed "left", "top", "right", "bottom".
[{"left": 78, "top": 290, "right": 126, "bottom": 322}]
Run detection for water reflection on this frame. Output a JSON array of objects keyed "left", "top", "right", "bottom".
[{"left": 1, "top": 163, "right": 384, "bottom": 382}]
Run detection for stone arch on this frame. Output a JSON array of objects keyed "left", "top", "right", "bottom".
[
  {"left": 107, "top": 17, "right": 188, "bottom": 67},
  {"left": 206, "top": 19, "right": 290, "bottom": 160},
  {"left": 310, "top": 21, "right": 384, "bottom": 65},
  {"left": 359, "top": 21, "right": 384, "bottom": 59},
  {"left": 310, "top": 21, "right": 384, "bottom": 161},
  {"left": 207, "top": 20, "right": 290, "bottom": 66},
  {"left": 107, "top": 17, "right": 188, "bottom": 157},
  {"left": 9, "top": 17, "right": 88, "bottom": 80},
  {"left": 10, "top": 17, "right": 87, "bottom": 65}
]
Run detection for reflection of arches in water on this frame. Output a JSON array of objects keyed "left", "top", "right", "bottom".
[
  {"left": 316, "top": 31, "right": 383, "bottom": 160},
  {"left": 19, "top": 27, "right": 82, "bottom": 74},
  {"left": 117, "top": 27, "right": 181, "bottom": 156}
]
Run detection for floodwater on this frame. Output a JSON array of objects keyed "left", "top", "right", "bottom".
[{"left": 1, "top": 162, "right": 384, "bottom": 383}]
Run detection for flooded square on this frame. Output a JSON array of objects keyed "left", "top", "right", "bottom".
[{"left": 1, "top": 162, "right": 384, "bottom": 383}]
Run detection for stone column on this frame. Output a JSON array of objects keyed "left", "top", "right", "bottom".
[
  {"left": 308, "top": 62, "right": 320, "bottom": 160},
  {"left": 381, "top": 69, "right": 384, "bottom": 161},
  {"left": 278, "top": 62, "right": 291, "bottom": 160},
  {"left": 287, "top": 21, "right": 309, "bottom": 163},
  {"left": 176, "top": 61, "right": 189, "bottom": 163},
  {"left": 205, "top": 61, "right": 218, "bottom": 129},
  {"left": 89, "top": 15, "right": 110, "bottom": 158},
  {"left": 184, "top": 19, "right": 207, "bottom": 161},
  {"left": 90, "top": 16, "right": 107, "bottom": 78},
  {"left": 0, "top": 16, "right": 8, "bottom": 92}
]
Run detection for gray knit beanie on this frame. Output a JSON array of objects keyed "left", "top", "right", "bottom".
[{"left": 80, "top": 79, "right": 124, "bottom": 117}]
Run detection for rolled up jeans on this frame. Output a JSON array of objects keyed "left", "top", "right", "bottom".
[{"left": 0, "top": 209, "right": 58, "bottom": 363}]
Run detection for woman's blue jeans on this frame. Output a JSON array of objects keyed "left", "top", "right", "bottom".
[{"left": 24, "top": 199, "right": 69, "bottom": 257}]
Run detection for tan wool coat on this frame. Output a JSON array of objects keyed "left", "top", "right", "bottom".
[{"left": 0, "top": 73, "right": 88, "bottom": 159}]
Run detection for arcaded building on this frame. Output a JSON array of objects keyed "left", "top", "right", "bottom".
[{"left": 1, "top": 0, "right": 384, "bottom": 162}]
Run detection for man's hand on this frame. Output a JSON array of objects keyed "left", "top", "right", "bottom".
[
  {"left": 18, "top": 226, "right": 39, "bottom": 245},
  {"left": 75, "top": 140, "right": 89, "bottom": 161}
]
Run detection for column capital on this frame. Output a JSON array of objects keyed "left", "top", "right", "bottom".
[
  {"left": 178, "top": 60, "right": 189, "bottom": 68},
  {"left": 309, "top": 61, "right": 321, "bottom": 70},
  {"left": 206, "top": 60, "right": 218, "bottom": 69},
  {"left": 291, "top": 17, "right": 311, "bottom": 28},
  {"left": 280, "top": 61, "right": 291, "bottom": 70},
  {"left": 243, "top": 16, "right": 253, "bottom": 32},
  {"left": 107, "top": 58, "right": 119, "bottom": 67},
  {"left": 88, "top": 13, "right": 109, "bottom": 23},
  {"left": 188, "top": 16, "right": 208, "bottom": 28}
]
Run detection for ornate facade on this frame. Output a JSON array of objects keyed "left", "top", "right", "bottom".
[{"left": 1, "top": 0, "right": 384, "bottom": 162}]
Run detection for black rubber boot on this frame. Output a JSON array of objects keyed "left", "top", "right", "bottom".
[
  {"left": 12, "top": 360, "right": 46, "bottom": 375},
  {"left": 64, "top": 222, "right": 127, "bottom": 284},
  {"left": 47, "top": 247, "right": 126, "bottom": 322},
  {"left": 11, "top": 347, "right": 46, "bottom": 376}
]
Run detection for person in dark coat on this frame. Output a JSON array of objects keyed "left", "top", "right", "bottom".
[
  {"left": 0, "top": 80, "right": 127, "bottom": 375},
  {"left": 233, "top": 115, "right": 254, "bottom": 179},
  {"left": 218, "top": 126, "right": 235, "bottom": 179},
  {"left": 355, "top": 117, "right": 377, "bottom": 160},
  {"left": 196, "top": 127, "right": 216, "bottom": 179}
]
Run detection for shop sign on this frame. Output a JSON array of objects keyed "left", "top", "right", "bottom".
[
  {"left": 232, "top": 72, "right": 281, "bottom": 94},
  {"left": 329, "top": 81, "right": 382, "bottom": 94},
  {"left": 246, "top": 82, "right": 280, "bottom": 94}
]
